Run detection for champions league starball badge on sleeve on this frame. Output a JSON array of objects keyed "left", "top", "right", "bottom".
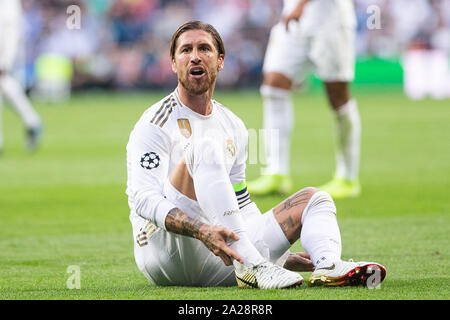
[{"left": 140, "top": 152, "right": 160, "bottom": 170}]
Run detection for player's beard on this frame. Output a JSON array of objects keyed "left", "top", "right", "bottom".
[{"left": 179, "top": 65, "right": 218, "bottom": 95}]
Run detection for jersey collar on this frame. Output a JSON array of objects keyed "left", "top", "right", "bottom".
[{"left": 173, "top": 89, "right": 216, "bottom": 119}]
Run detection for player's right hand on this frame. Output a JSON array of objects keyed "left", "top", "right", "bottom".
[
  {"left": 283, "top": 252, "right": 315, "bottom": 272},
  {"left": 199, "top": 224, "right": 244, "bottom": 266}
]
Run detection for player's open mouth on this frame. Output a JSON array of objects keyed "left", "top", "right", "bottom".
[{"left": 189, "top": 67, "right": 205, "bottom": 78}]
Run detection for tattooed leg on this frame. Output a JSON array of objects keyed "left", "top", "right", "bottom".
[{"left": 272, "top": 187, "right": 319, "bottom": 244}]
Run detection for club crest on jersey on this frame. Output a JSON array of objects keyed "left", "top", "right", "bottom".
[
  {"left": 226, "top": 139, "right": 236, "bottom": 158},
  {"left": 177, "top": 118, "right": 192, "bottom": 139},
  {"left": 140, "top": 152, "right": 160, "bottom": 170}
]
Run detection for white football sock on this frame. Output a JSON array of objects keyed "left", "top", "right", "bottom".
[
  {"left": 0, "top": 74, "right": 41, "bottom": 129},
  {"left": 186, "top": 138, "right": 266, "bottom": 267},
  {"left": 300, "top": 191, "right": 342, "bottom": 267},
  {"left": 260, "top": 85, "right": 293, "bottom": 175},
  {"left": 333, "top": 99, "right": 360, "bottom": 181}
]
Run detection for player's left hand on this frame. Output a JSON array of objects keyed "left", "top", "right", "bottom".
[
  {"left": 198, "top": 224, "right": 244, "bottom": 266},
  {"left": 283, "top": 252, "right": 315, "bottom": 272}
]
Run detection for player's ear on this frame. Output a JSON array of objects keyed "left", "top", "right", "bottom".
[
  {"left": 217, "top": 54, "right": 225, "bottom": 71},
  {"left": 171, "top": 58, "right": 177, "bottom": 74}
]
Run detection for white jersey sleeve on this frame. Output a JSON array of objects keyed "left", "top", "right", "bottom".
[
  {"left": 226, "top": 113, "right": 255, "bottom": 212},
  {"left": 231, "top": 124, "right": 262, "bottom": 217},
  {"left": 126, "top": 117, "right": 177, "bottom": 230},
  {"left": 229, "top": 116, "right": 248, "bottom": 186}
]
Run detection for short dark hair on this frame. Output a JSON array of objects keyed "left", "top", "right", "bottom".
[{"left": 170, "top": 21, "right": 225, "bottom": 59}]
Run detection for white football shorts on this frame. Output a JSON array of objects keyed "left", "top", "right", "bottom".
[
  {"left": 262, "top": 21, "right": 355, "bottom": 84},
  {"left": 130, "top": 181, "right": 291, "bottom": 287}
]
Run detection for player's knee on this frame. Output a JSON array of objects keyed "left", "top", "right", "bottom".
[
  {"left": 299, "top": 186, "right": 319, "bottom": 196},
  {"left": 300, "top": 188, "right": 336, "bottom": 223},
  {"left": 262, "top": 72, "right": 292, "bottom": 90},
  {"left": 329, "top": 95, "right": 349, "bottom": 110},
  {"left": 260, "top": 83, "right": 291, "bottom": 99},
  {"left": 324, "top": 82, "right": 350, "bottom": 109},
  {"left": 308, "top": 188, "right": 335, "bottom": 208},
  {"left": 283, "top": 187, "right": 319, "bottom": 221},
  {"left": 294, "top": 187, "right": 320, "bottom": 204}
]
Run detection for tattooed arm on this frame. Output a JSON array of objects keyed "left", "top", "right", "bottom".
[{"left": 165, "top": 208, "right": 244, "bottom": 266}]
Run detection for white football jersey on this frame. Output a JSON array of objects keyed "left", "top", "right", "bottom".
[
  {"left": 126, "top": 90, "right": 251, "bottom": 229},
  {"left": 283, "top": 0, "right": 356, "bottom": 34}
]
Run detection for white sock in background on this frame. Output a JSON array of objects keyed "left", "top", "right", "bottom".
[
  {"left": 260, "top": 85, "right": 293, "bottom": 175},
  {"left": 0, "top": 74, "right": 41, "bottom": 129},
  {"left": 333, "top": 99, "right": 361, "bottom": 181},
  {"left": 300, "top": 191, "right": 342, "bottom": 267}
]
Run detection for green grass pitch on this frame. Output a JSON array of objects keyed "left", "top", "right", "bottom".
[{"left": 0, "top": 87, "right": 449, "bottom": 300}]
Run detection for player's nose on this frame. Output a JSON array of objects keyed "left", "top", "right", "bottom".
[{"left": 190, "top": 48, "right": 201, "bottom": 64}]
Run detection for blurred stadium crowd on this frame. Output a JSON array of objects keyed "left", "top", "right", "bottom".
[{"left": 18, "top": 0, "right": 450, "bottom": 94}]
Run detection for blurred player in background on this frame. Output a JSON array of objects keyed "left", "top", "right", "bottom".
[
  {"left": 0, "top": 0, "right": 42, "bottom": 154},
  {"left": 248, "top": 0, "right": 361, "bottom": 199},
  {"left": 127, "top": 20, "right": 386, "bottom": 289}
]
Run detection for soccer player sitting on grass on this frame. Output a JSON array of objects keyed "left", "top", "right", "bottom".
[{"left": 126, "top": 21, "right": 386, "bottom": 289}]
